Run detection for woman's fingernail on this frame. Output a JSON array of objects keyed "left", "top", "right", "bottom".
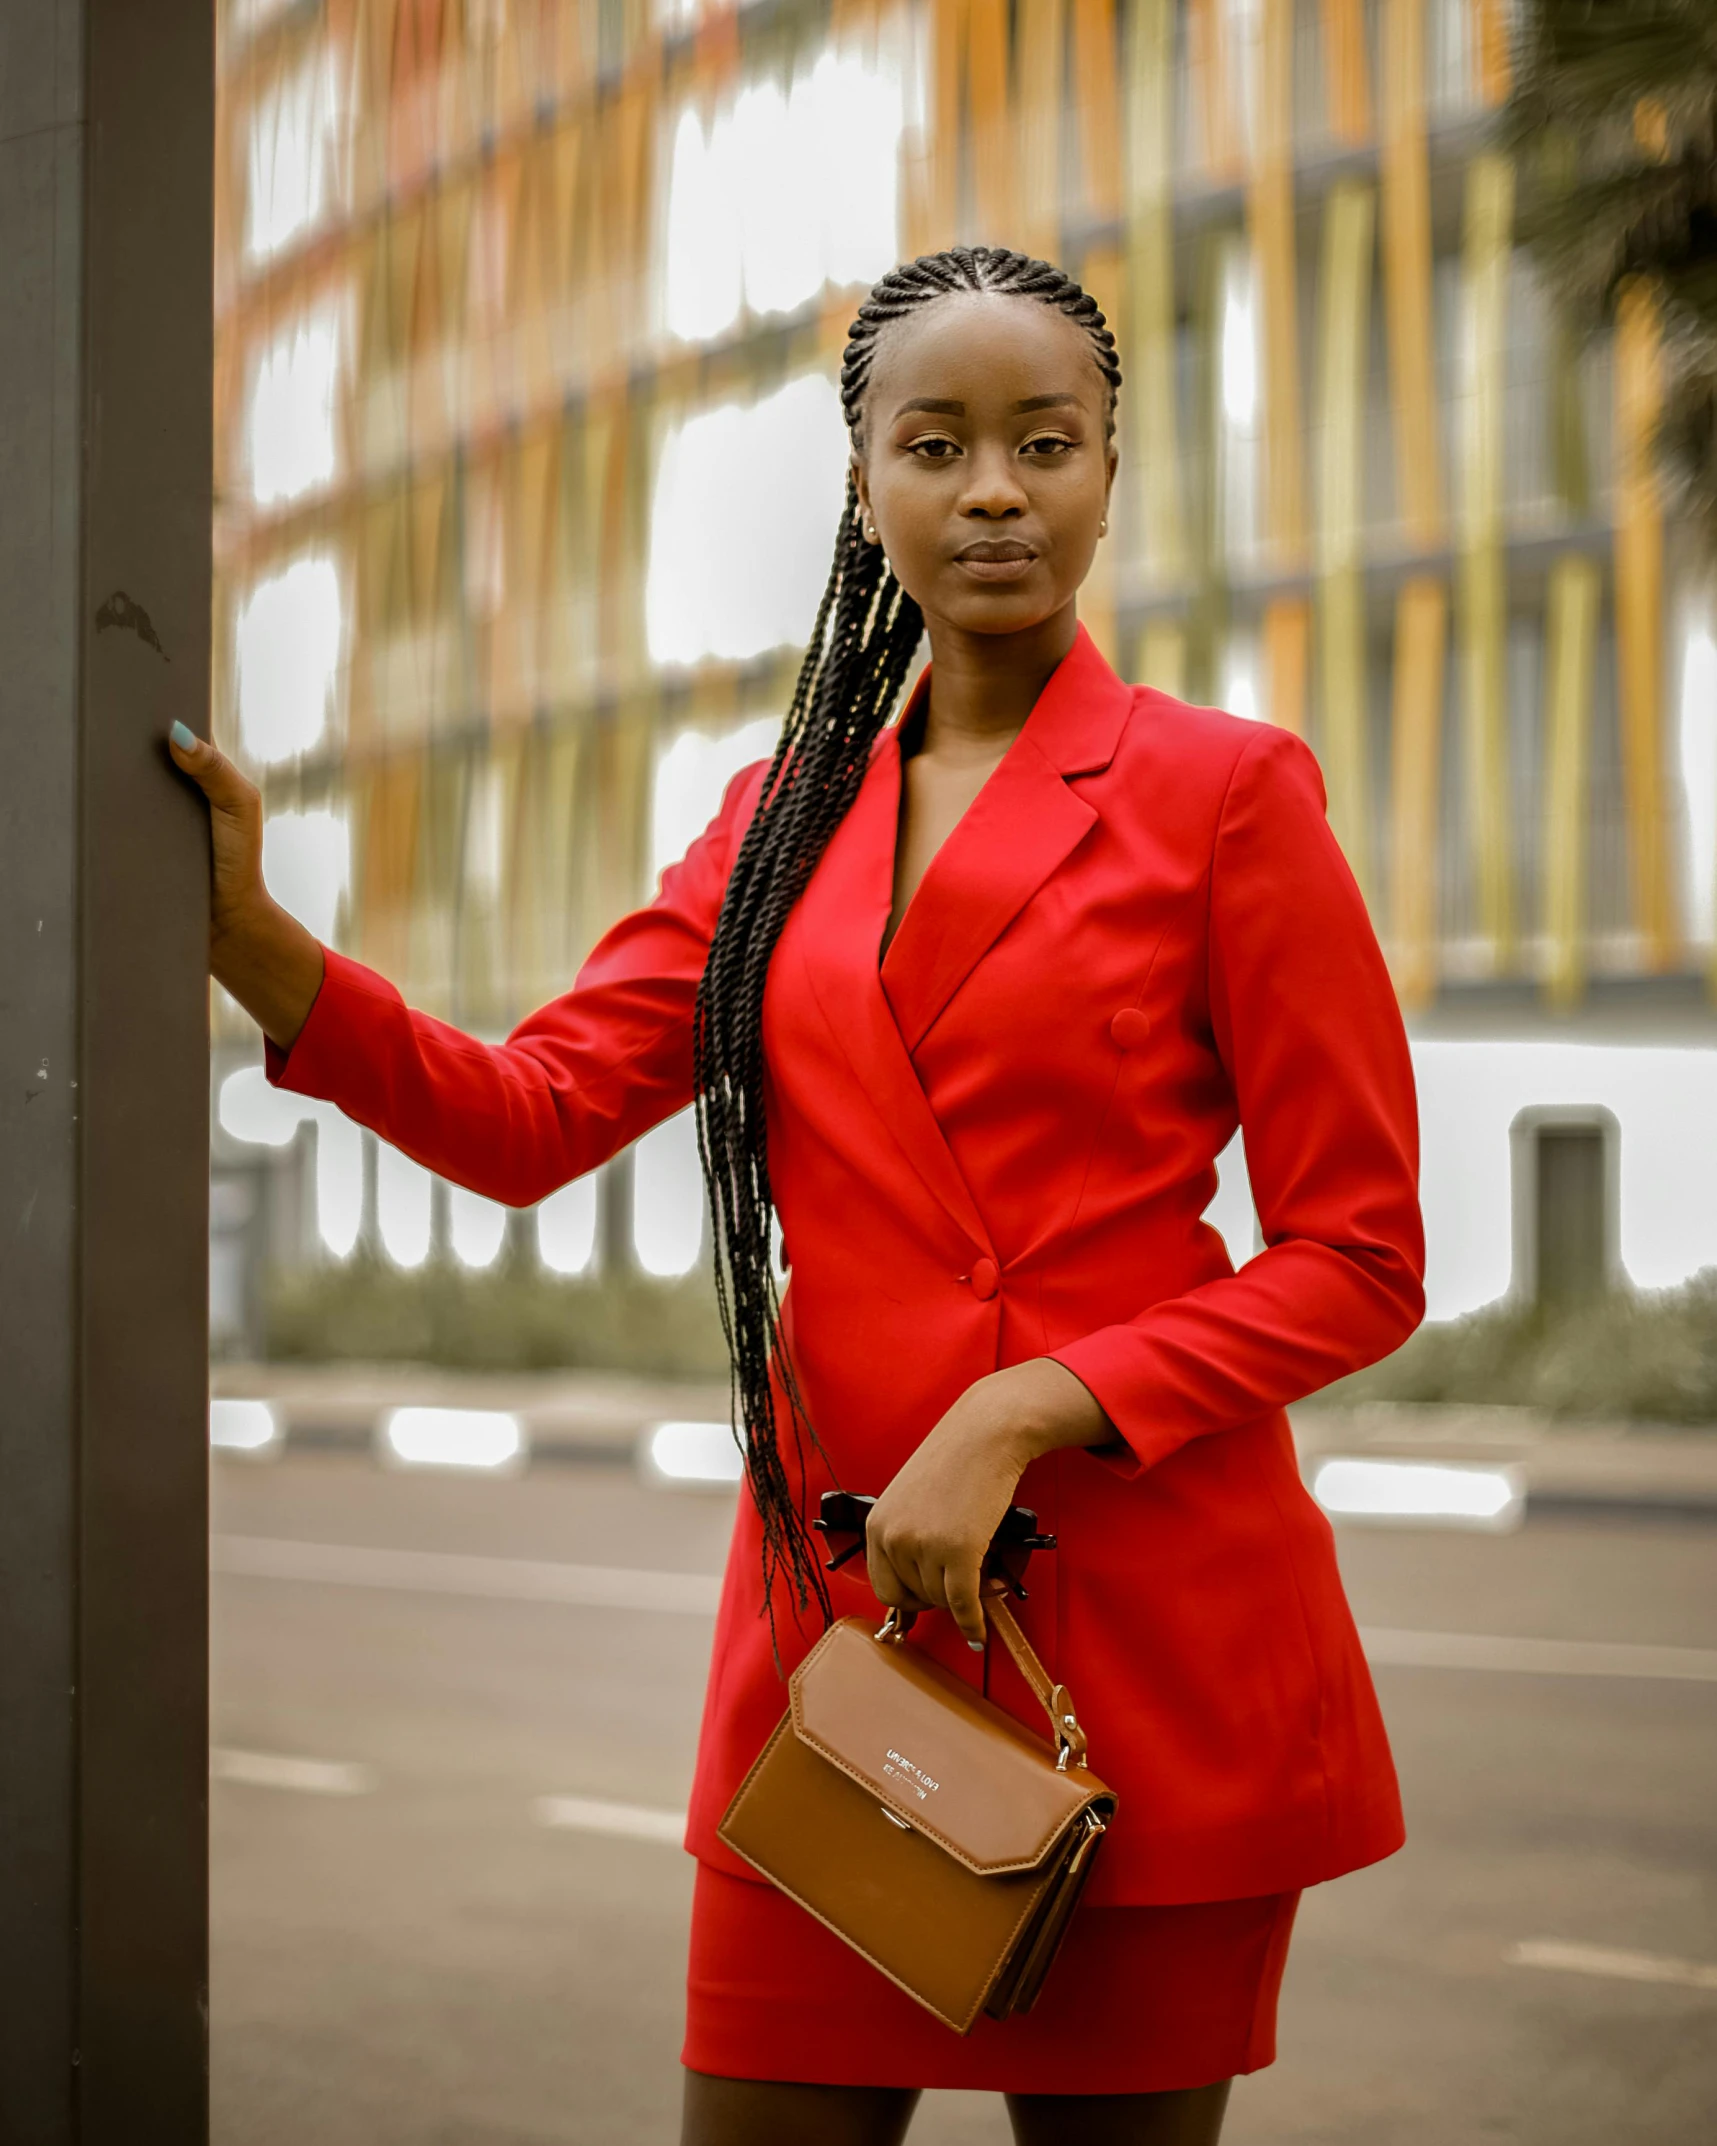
[
  {"left": 968, "top": 1640, "right": 985, "bottom": 1653},
  {"left": 170, "top": 721, "right": 197, "bottom": 751}
]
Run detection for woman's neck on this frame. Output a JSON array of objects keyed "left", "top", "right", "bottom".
[{"left": 913, "top": 602, "right": 1079, "bottom": 763}]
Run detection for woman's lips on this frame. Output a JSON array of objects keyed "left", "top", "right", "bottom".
[{"left": 954, "top": 547, "right": 1037, "bottom": 583}]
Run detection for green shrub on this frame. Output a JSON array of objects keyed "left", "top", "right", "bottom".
[
  {"left": 262, "top": 1250, "right": 730, "bottom": 1378},
  {"left": 1325, "top": 1270, "right": 1717, "bottom": 1425},
  {"left": 261, "top": 1255, "right": 1717, "bottom": 1422}
]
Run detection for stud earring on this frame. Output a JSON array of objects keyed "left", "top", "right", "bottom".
[
  {"left": 1099, "top": 516, "right": 1109, "bottom": 536},
  {"left": 863, "top": 518, "right": 878, "bottom": 542}
]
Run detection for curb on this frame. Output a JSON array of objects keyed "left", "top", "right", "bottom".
[
  {"left": 211, "top": 1363, "right": 730, "bottom": 1466},
  {"left": 1290, "top": 1404, "right": 1717, "bottom": 1518}
]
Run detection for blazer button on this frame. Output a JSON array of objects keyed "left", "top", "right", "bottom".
[
  {"left": 969, "top": 1257, "right": 999, "bottom": 1301},
  {"left": 1110, "top": 1007, "right": 1151, "bottom": 1051}
]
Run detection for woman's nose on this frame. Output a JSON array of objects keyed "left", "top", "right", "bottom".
[{"left": 958, "top": 446, "right": 1028, "bottom": 519}]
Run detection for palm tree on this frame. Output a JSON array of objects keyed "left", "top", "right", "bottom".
[{"left": 1508, "top": 0, "right": 1717, "bottom": 555}]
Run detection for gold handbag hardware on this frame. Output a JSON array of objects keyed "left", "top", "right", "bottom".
[{"left": 718, "top": 1586, "right": 1117, "bottom": 2034}]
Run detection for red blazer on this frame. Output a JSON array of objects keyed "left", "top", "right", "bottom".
[{"left": 271, "top": 626, "right": 1424, "bottom": 1905}]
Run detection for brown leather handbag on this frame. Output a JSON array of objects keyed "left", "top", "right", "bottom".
[{"left": 718, "top": 1593, "right": 1117, "bottom": 2034}]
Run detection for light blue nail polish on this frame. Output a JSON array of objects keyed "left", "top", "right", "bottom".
[
  {"left": 170, "top": 720, "right": 197, "bottom": 750},
  {"left": 968, "top": 1641, "right": 985, "bottom": 1653}
]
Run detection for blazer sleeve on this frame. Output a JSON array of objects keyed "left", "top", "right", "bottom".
[
  {"left": 1051, "top": 722, "right": 1425, "bottom": 1473},
  {"left": 265, "top": 760, "right": 769, "bottom": 1207}
]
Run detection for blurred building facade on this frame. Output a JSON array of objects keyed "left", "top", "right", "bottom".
[{"left": 210, "top": 0, "right": 1717, "bottom": 1349}]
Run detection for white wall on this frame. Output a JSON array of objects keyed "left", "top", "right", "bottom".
[{"left": 1414, "top": 1038, "right": 1717, "bottom": 1317}]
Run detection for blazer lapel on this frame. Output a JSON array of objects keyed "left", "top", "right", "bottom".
[
  {"left": 880, "top": 624, "right": 1135, "bottom": 1056},
  {"left": 789, "top": 737, "right": 994, "bottom": 1256}
]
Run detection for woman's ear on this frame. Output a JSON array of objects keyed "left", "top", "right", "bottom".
[
  {"left": 1099, "top": 445, "right": 1118, "bottom": 537},
  {"left": 852, "top": 456, "right": 879, "bottom": 544}
]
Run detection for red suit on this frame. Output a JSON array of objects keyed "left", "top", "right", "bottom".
[{"left": 271, "top": 628, "right": 1423, "bottom": 2071}]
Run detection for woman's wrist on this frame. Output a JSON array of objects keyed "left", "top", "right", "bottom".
[
  {"left": 209, "top": 884, "right": 275, "bottom": 967},
  {"left": 972, "top": 1358, "right": 1116, "bottom": 1473}
]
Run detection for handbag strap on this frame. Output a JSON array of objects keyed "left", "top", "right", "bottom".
[
  {"left": 876, "top": 1591, "right": 1090, "bottom": 1771},
  {"left": 984, "top": 1590, "right": 1089, "bottom": 1771}
]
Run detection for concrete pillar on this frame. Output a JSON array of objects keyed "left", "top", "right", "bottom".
[
  {"left": 361, "top": 1129, "right": 382, "bottom": 1257},
  {"left": 599, "top": 1149, "right": 638, "bottom": 1279},
  {"left": 0, "top": 2, "right": 213, "bottom": 2134}
]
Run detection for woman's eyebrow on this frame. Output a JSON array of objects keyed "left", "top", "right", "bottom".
[{"left": 891, "top": 391, "right": 1084, "bottom": 419}]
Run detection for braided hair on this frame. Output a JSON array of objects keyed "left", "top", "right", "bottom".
[{"left": 692, "top": 247, "right": 1123, "bottom": 1637}]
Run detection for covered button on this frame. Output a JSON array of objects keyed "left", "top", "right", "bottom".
[
  {"left": 968, "top": 1257, "right": 999, "bottom": 1301},
  {"left": 1110, "top": 1007, "right": 1151, "bottom": 1051}
]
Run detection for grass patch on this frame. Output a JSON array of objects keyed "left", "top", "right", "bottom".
[
  {"left": 261, "top": 1251, "right": 730, "bottom": 1379},
  {"left": 1325, "top": 1270, "right": 1717, "bottom": 1425}
]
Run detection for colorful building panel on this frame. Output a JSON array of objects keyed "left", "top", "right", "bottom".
[{"left": 211, "top": 0, "right": 1717, "bottom": 1335}]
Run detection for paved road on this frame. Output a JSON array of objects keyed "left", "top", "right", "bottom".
[{"left": 210, "top": 1450, "right": 1717, "bottom": 2144}]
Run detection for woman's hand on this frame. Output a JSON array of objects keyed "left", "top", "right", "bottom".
[
  {"left": 167, "top": 722, "right": 325, "bottom": 1050},
  {"left": 864, "top": 1358, "right": 1114, "bottom": 1648}
]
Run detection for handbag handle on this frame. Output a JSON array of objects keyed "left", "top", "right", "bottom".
[{"left": 876, "top": 1591, "right": 1090, "bottom": 1771}]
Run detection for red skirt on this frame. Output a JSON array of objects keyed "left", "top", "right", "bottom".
[{"left": 683, "top": 1864, "right": 1299, "bottom": 2096}]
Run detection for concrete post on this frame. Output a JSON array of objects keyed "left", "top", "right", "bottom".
[{"left": 0, "top": 2, "right": 213, "bottom": 2134}]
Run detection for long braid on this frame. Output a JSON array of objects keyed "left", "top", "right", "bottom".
[{"left": 692, "top": 247, "right": 1123, "bottom": 1640}]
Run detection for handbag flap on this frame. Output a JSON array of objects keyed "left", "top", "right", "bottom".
[{"left": 789, "top": 1619, "right": 1103, "bottom": 1876}]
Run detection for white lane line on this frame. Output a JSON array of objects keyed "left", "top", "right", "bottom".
[
  {"left": 1506, "top": 1939, "right": 1717, "bottom": 1993},
  {"left": 212, "top": 1747, "right": 377, "bottom": 1796},
  {"left": 212, "top": 1534, "right": 722, "bottom": 1615},
  {"left": 1360, "top": 1626, "right": 1717, "bottom": 1683},
  {"left": 533, "top": 1796, "right": 686, "bottom": 1844}
]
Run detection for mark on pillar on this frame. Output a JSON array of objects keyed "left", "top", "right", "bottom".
[{"left": 94, "top": 590, "right": 169, "bottom": 660}]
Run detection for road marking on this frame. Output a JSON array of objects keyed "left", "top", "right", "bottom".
[
  {"left": 212, "top": 1747, "right": 377, "bottom": 1796},
  {"left": 1506, "top": 1939, "right": 1717, "bottom": 1992},
  {"left": 533, "top": 1795, "right": 686, "bottom": 1844},
  {"left": 1360, "top": 1626, "right": 1717, "bottom": 1683},
  {"left": 210, "top": 1540, "right": 1717, "bottom": 1682},
  {"left": 212, "top": 1534, "right": 723, "bottom": 1615}
]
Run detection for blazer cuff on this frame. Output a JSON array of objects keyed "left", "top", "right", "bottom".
[
  {"left": 1049, "top": 1328, "right": 1184, "bottom": 1478},
  {"left": 264, "top": 946, "right": 401, "bottom": 1097}
]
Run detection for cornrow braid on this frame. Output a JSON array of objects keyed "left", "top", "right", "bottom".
[
  {"left": 842, "top": 246, "right": 1122, "bottom": 445},
  {"left": 692, "top": 247, "right": 1122, "bottom": 1643}
]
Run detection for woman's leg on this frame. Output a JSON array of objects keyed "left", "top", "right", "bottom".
[
  {"left": 1005, "top": 2080, "right": 1232, "bottom": 2146},
  {"left": 681, "top": 2071, "right": 920, "bottom": 2146},
  {"left": 683, "top": 2070, "right": 1228, "bottom": 2144}
]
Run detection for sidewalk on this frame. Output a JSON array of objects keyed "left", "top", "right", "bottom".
[{"left": 213, "top": 1363, "right": 1717, "bottom": 1512}]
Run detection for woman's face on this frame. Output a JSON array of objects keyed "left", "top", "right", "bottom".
[{"left": 852, "top": 292, "right": 1116, "bottom": 641}]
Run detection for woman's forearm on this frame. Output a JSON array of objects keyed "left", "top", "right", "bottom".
[{"left": 212, "top": 895, "right": 325, "bottom": 1052}]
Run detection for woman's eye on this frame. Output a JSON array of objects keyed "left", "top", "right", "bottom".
[
  {"left": 908, "top": 437, "right": 961, "bottom": 460},
  {"left": 1023, "top": 435, "right": 1076, "bottom": 457}
]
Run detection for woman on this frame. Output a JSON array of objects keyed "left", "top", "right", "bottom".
[{"left": 175, "top": 247, "right": 1423, "bottom": 2145}]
